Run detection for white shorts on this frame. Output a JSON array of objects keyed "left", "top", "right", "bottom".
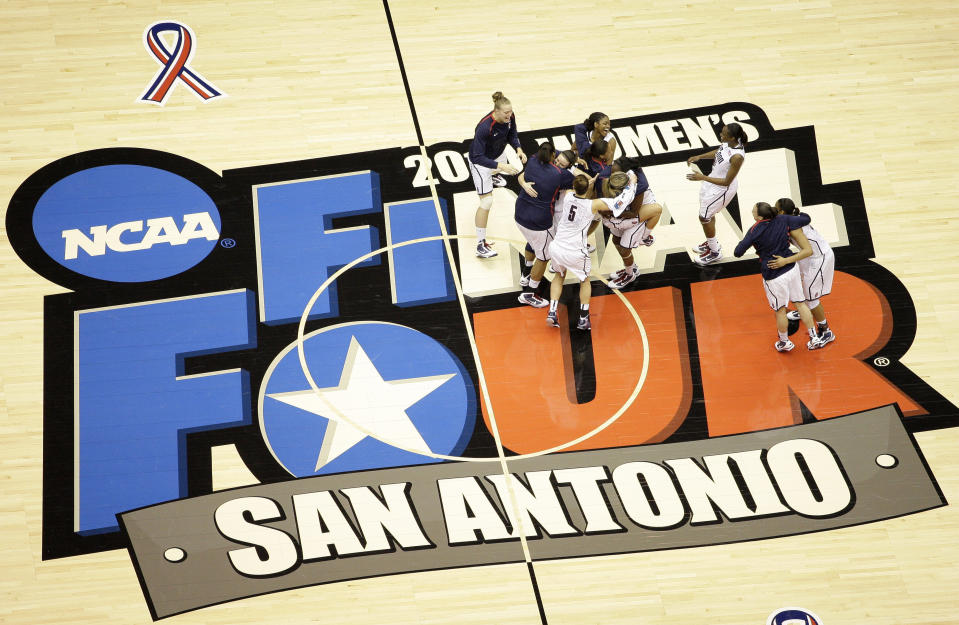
[
  {"left": 699, "top": 183, "right": 738, "bottom": 222},
  {"left": 602, "top": 189, "right": 655, "bottom": 248},
  {"left": 549, "top": 244, "right": 591, "bottom": 282},
  {"left": 762, "top": 266, "right": 806, "bottom": 311},
  {"left": 516, "top": 222, "right": 555, "bottom": 261},
  {"left": 798, "top": 249, "right": 835, "bottom": 301},
  {"left": 469, "top": 152, "right": 507, "bottom": 196}
]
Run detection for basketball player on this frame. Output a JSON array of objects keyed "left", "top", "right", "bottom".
[
  {"left": 518, "top": 149, "right": 579, "bottom": 286},
  {"left": 733, "top": 202, "right": 827, "bottom": 352},
  {"left": 687, "top": 123, "right": 748, "bottom": 265},
  {"left": 583, "top": 139, "right": 612, "bottom": 178},
  {"left": 546, "top": 174, "right": 620, "bottom": 331},
  {"left": 572, "top": 112, "right": 617, "bottom": 165},
  {"left": 773, "top": 197, "right": 837, "bottom": 345},
  {"left": 602, "top": 156, "right": 663, "bottom": 289},
  {"left": 514, "top": 142, "right": 575, "bottom": 308},
  {"left": 468, "top": 91, "right": 528, "bottom": 258}
]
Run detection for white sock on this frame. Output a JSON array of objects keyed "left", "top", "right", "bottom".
[
  {"left": 549, "top": 300, "right": 558, "bottom": 312},
  {"left": 528, "top": 278, "right": 540, "bottom": 289},
  {"left": 708, "top": 237, "right": 720, "bottom": 252},
  {"left": 476, "top": 227, "right": 487, "bottom": 242},
  {"left": 778, "top": 331, "right": 788, "bottom": 342}
]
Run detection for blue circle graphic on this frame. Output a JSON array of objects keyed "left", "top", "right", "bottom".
[
  {"left": 260, "top": 322, "right": 476, "bottom": 477},
  {"left": 32, "top": 164, "right": 221, "bottom": 282}
]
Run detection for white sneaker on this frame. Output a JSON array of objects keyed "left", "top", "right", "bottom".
[
  {"left": 786, "top": 310, "right": 801, "bottom": 322},
  {"left": 519, "top": 274, "right": 530, "bottom": 287},
  {"left": 577, "top": 315, "right": 591, "bottom": 331},
  {"left": 696, "top": 240, "right": 710, "bottom": 254},
  {"left": 607, "top": 266, "right": 639, "bottom": 289},
  {"left": 640, "top": 233, "right": 655, "bottom": 247},
  {"left": 518, "top": 292, "right": 549, "bottom": 308},
  {"left": 476, "top": 240, "right": 497, "bottom": 258},
  {"left": 807, "top": 336, "right": 827, "bottom": 350},
  {"left": 587, "top": 243, "right": 596, "bottom": 253},
  {"left": 775, "top": 339, "right": 795, "bottom": 352},
  {"left": 608, "top": 267, "right": 628, "bottom": 281},
  {"left": 491, "top": 174, "right": 507, "bottom": 188},
  {"left": 819, "top": 329, "right": 836, "bottom": 345},
  {"left": 695, "top": 249, "right": 721, "bottom": 265}
]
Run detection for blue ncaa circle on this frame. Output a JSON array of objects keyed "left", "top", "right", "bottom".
[
  {"left": 260, "top": 322, "right": 476, "bottom": 477},
  {"left": 31, "top": 164, "right": 221, "bottom": 282}
]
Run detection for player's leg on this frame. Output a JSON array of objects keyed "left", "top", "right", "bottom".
[
  {"left": 809, "top": 250, "right": 835, "bottom": 343},
  {"left": 576, "top": 277, "right": 592, "bottom": 330},
  {"left": 788, "top": 263, "right": 825, "bottom": 350},
  {"left": 607, "top": 229, "right": 641, "bottom": 289},
  {"left": 546, "top": 268, "right": 564, "bottom": 327},
  {"left": 518, "top": 225, "right": 551, "bottom": 308},
  {"left": 520, "top": 243, "right": 535, "bottom": 286},
  {"left": 773, "top": 306, "right": 794, "bottom": 352},
  {"left": 695, "top": 188, "right": 729, "bottom": 265},
  {"left": 470, "top": 156, "right": 503, "bottom": 258},
  {"left": 635, "top": 192, "right": 662, "bottom": 246}
]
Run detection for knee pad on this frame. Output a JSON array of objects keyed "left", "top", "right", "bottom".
[{"left": 479, "top": 195, "right": 493, "bottom": 211}]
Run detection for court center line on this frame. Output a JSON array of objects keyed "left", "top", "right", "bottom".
[{"left": 379, "top": 1, "right": 546, "bottom": 622}]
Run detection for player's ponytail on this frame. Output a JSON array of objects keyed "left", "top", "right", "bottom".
[
  {"left": 584, "top": 111, "right": 607, "bottom": 131},
  {"left": 614, "top": 156, "right": 642, "bottom": 173},
  {"left": 727, "top": 122, "right": 747, "bottom": 147},
  {"left": 536, "top": 141, "right": 555, "bottom": 165},
  {"left": 492, "top": 91, "right": 511, "bottom": 108},
  {"left": 756, "top": 202, "right": 777, "bottom": 220},
  {"left": 776, "top": 198, "right": 799, "bottom": 216}
]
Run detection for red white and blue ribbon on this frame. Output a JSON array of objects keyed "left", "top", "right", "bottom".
[{"left": 140, "top": 22, "right": 223, "bottom": 104}]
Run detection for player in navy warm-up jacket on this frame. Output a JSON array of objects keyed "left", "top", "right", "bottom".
[
  {"left": 734, "top": 202, "right": 827, "bottom": 352},
  {"left": 467, "top": 91, "right": 527, "bottom": 259}
]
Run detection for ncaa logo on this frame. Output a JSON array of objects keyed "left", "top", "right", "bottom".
[
  {"left": 767, "top": 607, "right": 823, "bottom": 625},
  {"left": 30, "top": 162, "right": 221, "bottom": 282}
]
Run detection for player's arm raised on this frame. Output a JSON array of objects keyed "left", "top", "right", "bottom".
[
  {"left": 688, "top": 154, "right": 743, "bottom": 186},
  {"left": 687, "top": 148, "right": 718, "bottom": 164}
]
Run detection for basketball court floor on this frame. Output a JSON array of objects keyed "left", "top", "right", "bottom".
[{"left": 2, "top": 2, "right": 958, "bottom": 624}]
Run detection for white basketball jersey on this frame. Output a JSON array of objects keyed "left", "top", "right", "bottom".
[
  {"left": 704, "top": 142, "right": 745, "bottom": 192},
  {"left": 798, "top": 223, "right": 831, "bottom": 258},
  {"left": 552, "top": 194, "right": 595, "bottom": 252}
]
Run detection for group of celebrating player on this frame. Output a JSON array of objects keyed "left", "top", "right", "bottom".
[{"left": 466, "top": 91, "right": 835, "bottom": 351}]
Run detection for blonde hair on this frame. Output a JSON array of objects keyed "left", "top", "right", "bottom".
[
  {"left": 609, "top": 171, "right": 629, "bottom": 191},
  {"left": 492, "top": 91, "right": 511, "bottom": 109}
]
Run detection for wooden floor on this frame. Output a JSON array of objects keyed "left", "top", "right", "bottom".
[{"left": 2, "top": 1, "right": 958, "bottom": 623}]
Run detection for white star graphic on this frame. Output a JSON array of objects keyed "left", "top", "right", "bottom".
[{"left": 267, "top": 336, "right": 455, "bottom": 470}]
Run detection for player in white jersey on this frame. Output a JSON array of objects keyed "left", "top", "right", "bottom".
[
  {"left": 686, "top": 123, "right": 747, "bottom": 265},
  {"left": 772, "top": 197, "right": 837, "bottom": 345},
  {"left": 602, "top": 156, "right": 663, "bottom": 289},
  {"left": 546, "top": 174, "right": 627, "bottom": 331}
]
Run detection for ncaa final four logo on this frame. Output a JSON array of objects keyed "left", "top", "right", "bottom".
[{"left": 6, "top": 102, "right": 956, "bottom": 619}]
